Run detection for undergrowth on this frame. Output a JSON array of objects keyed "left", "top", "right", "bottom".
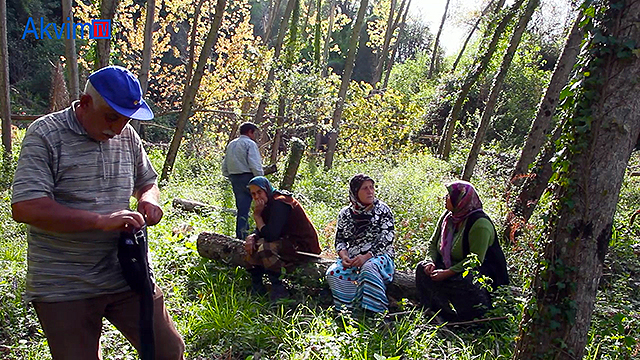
[{"left": 0, "top": 130, "right": 638, "bottom": 359}]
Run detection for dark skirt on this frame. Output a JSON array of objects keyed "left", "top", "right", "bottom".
[{"left": 415, "top": 261, "right": 492, "bottom": 322}]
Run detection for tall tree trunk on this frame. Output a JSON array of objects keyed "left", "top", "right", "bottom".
[
  {"left": 96, "top": 0, "right": 120, "bottom": 69},
  {"left": 450, "top": 0, "right": 496, "bottom": 74},
  {"left": 263, "top": 0, "right": 283, "bottom": 45},
  {"left": 133, "top": 0, "right": 156, "bottom": 136},
  {"left": 299, "top": 0, "right": 315, "bottom": 42},
  {"left": 271, "top": 97, "right": 287, "bottom": 164},
  {"left": 323, "top": 0, "right": 369, "bottom": 170},
  {"left": 270, "top": 0, "right": 300, "bottom": 163},
  {"left": 427, "top": 0, "right": 450, "bottom": 79},
  {"left": 160, "top": 0, "right": 227, "bottom": 183},
  {"left": 513, "top": 1, "right": 640, "bottom": 358},
  {"left": 138, "top": 0, "right": 155, "bottom": 95},
  {"left": 321, "top": 0, "right": 337, "bottom": 77},
  {"left": 62, "top": 0, "right": 79, "bottom": 100},
  {"left": 371, "top": 0, "right": 399, "bottom": 86},
  {"left": 382, "top": 0, "right": 411, "bottom": 89},
  {"left": 313, "top": 0, "right": 322, "bottom": 68},
  {"left": 185, "top": 0, "right": 205, "bottom": 87},
  {"left": 0, "top": 0, "right": 10, "bottom": 154},
  {"left": 511, "top": 11, "right": 584, "bottom": 179},
  {"left": 462, "top": 0, "right": 539, "bottom": 181},
  {"left": 252, "top": 0, "right": 297, "bottom": 124},
  {"left": 503, "top": 10, "right": 586, "bottom": 240},
  {"left": 437, "top": 0, "right": 522, "bottom": 160},
  {"left": 504, "top": 124, "right": 562, "bottom": 241}
]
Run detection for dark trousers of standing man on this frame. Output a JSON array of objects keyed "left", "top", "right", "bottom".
[
  {"left": 229, "top": 173, "right": 254, "bottom": 239},
  {"left": 33, "top": 285, "right": 184, "bottom": 359}
]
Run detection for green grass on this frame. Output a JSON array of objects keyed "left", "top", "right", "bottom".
[{"left": 1, "top": 131, "right": 639, "bottom": 359}]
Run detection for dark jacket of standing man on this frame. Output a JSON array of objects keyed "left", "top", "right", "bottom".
[
  {"left": 11, "top": 66, "right": 185, "bottom": 360},
  {"left": 222, "top": 122, "right": 264, "bottom": 239}
]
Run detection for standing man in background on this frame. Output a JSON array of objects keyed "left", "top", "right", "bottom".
[
  {"left": 11, "top": 66, "right": 185, "bottom": 359},
  {"left": 222, "top": 122, "right": 264, "bottom": 239}
]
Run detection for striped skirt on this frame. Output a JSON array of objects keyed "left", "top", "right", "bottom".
[{"left": 325, "top": 254, "right": 395, "bottom": 313}]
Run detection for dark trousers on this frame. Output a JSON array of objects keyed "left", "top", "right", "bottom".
[
  {"left": 33, "top": 285, "right": 185, "bottom": 360},
  {"left": 415, "top": 262, "right": 491, "bottom": 322},
  {"left": 229, "top": 173, "right": 254, "bottom": 239}
]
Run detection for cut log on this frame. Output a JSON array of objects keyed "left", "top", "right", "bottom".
[
  {"left": 173, "top": 198, "right": 236, "bottom": 215},
  {"left": 196, "top": 231, "right": 418, "bottom": 301}
]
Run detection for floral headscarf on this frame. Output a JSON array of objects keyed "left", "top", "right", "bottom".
[
  {"left": 348, "top": 174, "right": 377, "bottom": 237},
  {"left": 348, "top": 174, "right": 376, "bottom": 213},
  {"left": 440, "top": 180, "right": 483, "bottom": 268}
]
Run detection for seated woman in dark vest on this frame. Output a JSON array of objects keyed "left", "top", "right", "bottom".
[
  {"left": 415, "top": 180, "right": 508, "bottom": 322},
  {"left": 244, "top": 176, "right": 321, "bottom": 301}
]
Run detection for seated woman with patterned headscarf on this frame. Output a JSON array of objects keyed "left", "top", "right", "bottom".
[
  {"left": 325, "top": 174, "right": 396, "bottom": 314},
  {"left": 244, "top": 176, "right": 321, "bottom": 301}
]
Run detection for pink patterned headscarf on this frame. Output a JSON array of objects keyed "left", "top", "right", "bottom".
[{"left": 440, "top": 180, "right": 483, "bottom": 268}]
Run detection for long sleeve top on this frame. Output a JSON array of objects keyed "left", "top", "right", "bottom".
[
  {"left": 426, "top": 211, "right": 495, "bottom": 273},
  {"left": 255, "top": 192, "right": 321, "bottom": 254},
  {"left": 334, "top": 200, "right": 395, "bottom": 259},
  {"left": 221, "top": 135, "right": 263, "bottom": 177}
]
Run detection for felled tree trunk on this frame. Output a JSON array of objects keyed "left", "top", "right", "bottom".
[
  {"left": 173, "top": 198, "right": 237, "bottom": 215},
  {"left": 196, "top": 232, "right": 418, "bottom": 301}
]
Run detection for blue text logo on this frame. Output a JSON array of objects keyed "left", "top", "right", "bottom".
[{"left": 22, "top": 17, "right": 111, "bottom": 40}]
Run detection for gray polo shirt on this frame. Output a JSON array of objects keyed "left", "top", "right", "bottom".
[{"left": 12, "top": 104, "right": 158, "bottom": 302}]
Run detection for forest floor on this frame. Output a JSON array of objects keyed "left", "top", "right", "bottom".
[{"left": 1, "top": 132, "right": 639, "bottom": 359}]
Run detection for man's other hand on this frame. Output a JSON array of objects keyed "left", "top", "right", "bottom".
[{"left": 137, "top": 200, "right": 163, "bottom": 226}]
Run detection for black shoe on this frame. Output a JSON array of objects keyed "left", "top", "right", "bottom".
[
  {"left": 251, "top": 282, "right": 267, "bottom": 296},
  {"left": 269, "top": 283, "right": 290, "bottom": 301},
  {"left": 249, "top": 268, "right": 267, "bottom": 296}
]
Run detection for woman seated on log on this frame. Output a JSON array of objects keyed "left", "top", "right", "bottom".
[
  {"left": 325, "top": 174, "right": 395, "bottom": 314},
  {"left": 244, "top": 176, "right": 321, "bottom": 301},
  {"left": 415, "top": 180, "right": 509, "bottom": 322}
]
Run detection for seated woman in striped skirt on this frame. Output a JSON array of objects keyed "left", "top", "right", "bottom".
[{"left": 325, "top": 174, "right": 395, "bottom": 314}]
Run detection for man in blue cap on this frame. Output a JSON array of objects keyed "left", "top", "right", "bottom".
[{"left": 11, "top": 66, "right": 185, "bottom": 359}]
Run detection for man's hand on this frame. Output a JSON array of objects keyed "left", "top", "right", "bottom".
[
  {"left": 137, "top": 200, "right": 163, "bottom": 226},
  {"left": 135, "top": 184, "right": 162, "bottom": 226},
  {"left": 244, "top": 234, "right": 258, "bottom": 255},
  {"left": 96, "top": 210, "right": 146, "bottom": 232}
]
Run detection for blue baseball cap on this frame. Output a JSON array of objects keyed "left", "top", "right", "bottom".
[{"left": 87, "top": 66, "right": 154, "bottom": 120}]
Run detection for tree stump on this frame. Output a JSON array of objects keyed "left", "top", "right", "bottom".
[
  {"left": 196, "top": 231, "right": 418, "bottom": 301},
  {"left": 280, "top": 137, "right": 305, "bottom": 191}
]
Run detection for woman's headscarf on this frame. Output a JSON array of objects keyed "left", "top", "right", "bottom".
[
  {"left": 348, "top": 174, "right": 377, "bottom": 237},
  {"left": 248, "top": 176, "right": 277, "bottom": 198},
  {"left": 349, "top": 174, "right": 376, "bottom": 213},
  {"left": 440, "top": 180, "right": 483, "bottom": 268}
]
